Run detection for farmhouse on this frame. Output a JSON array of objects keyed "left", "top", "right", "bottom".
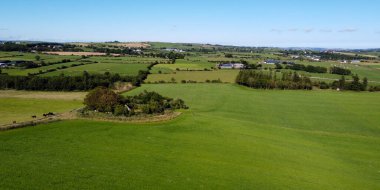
[{"left": 351, "top": 60, "right": 361, "bottom": 63}]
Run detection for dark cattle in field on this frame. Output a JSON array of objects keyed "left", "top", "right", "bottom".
[{"left": 43, "top": 112, "right": 55, "bottom": 117}]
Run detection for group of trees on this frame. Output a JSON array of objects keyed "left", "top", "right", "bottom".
[
  {"left": 330, "top": 66, "right": 352, "bottom": 75},
  {"left": 331, "top": 75, "right": 368, "bottom": 91},
  {"left": 281, "top": 63, "right": 327, "bottom": 73},
  {"left": 236, "top": 70, "right": 313, "bottom": 90},
  {"left": 91, "top": 46, "right": 143, "bottom": 55},
  {"left": 84, "top": 87, "right": 188, "bottom": 116},
  {"left": 0, "top": 42, "right": 65, "bottom": 52}
]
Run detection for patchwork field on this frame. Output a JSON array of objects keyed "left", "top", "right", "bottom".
[
  {"left": 146, "top": 70, "right": 240, "bottom": 83},
  {"left": 0, "top": 90, "right": 85, "bottom": 126},
  {"left": 151, "top": 62, "right": 216, "bottom": 74},
  {"left": 299, "top": 61, "right": 380, "bottom": 83},
  {"left": 2, "top": 62, "right": 83, "bottom": 76},
  {"left": 42, "top": 63, "right": 150, "bottom": 76},
  {"left": 1, "top": 84, "right": 379, "bottom": 189},
  {"left": 0, "top": 52, "right": 80, "bottom": 64}
]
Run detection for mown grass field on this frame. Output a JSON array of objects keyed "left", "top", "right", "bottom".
[
  {"left": 2, "top": 62, "right": 82, "bottom": 76},
  {"left": 151, "top": 62, "right": 216, "bottom": 74},
  {"left": 41, "top": 63, "right": 150, "bottom": 76},
  {"left": 0, "top": 91, "right": 85, "bottom": 125},
  {"left": 1, "top": 84, "right": 379, "bottom": 189},
  {"left": 146, "top": 70, "right": 240, "bottom": 83}
]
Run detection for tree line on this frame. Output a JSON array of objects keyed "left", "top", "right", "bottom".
[
  {"left": 330, "top": 66, "right": 352, "bottom": 75},
  {"left": 236, "top": 70, "right": 313, "bottom": 90},
  {"left": 278, "top": 63, "right": 328, "bottom": 73},
  {"left": 331, "top": 75, "right": 368, "bottom": 91}
]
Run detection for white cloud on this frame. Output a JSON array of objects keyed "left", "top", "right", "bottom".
[
  {"left": 304, "top": 28, "right": 314, "bottom": 33},
  {"left": 270, "top": 29, "right": 282, "bottom": 33},
  {"left": 320, "top": 29, "right": 332, "bottom": 33},
  {"left": 338, "top": 28, "right": 357, "bottom": 33}
]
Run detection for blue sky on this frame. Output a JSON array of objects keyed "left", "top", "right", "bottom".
[{"left": 1, "top": 0, "right": 380, "bottom": 48}]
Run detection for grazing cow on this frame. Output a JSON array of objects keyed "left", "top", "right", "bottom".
[
  {"left": 32, "top": 115, "right": 37, "bottom": 119},
  {"left": 43, "top": 112, "right": 55, "bottom": 117}
]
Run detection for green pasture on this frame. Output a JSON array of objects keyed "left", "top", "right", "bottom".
[
  {"left": 146, "top": 70, "right": 240, "bottom": 83},
  {"left": 2, "top": 62, "right": 82, "bottom": 76},
  {"left": 0, "top": 52, "right": 80, "bottom": 64},
  {"left": 0, "top": 90, "right": 85, "bottom": 125},
  {"left": 151, "top": 61, "right": 216, "bottom": 74},
  {"left": 41, "top": 63, "right": 150, "bottom": 76},
  {"left": 1, "top": 84, "right": 379, "bottom": 189}
]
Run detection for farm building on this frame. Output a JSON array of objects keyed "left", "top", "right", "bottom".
[
  {"left": 351, "top": 60, "right": 361, "bottom": 63},
  {"left": 164, "top": 48, "right": 185, "bottom": 53},
  {"left": 290, "top": 55, "right": 300, "bottom": 59},
  {"left": 0, "top": 60, "right": 11, "bottom": 68},
  {"left": 219, "top": 63, "right": 234, "bottom": 69},
  {"left": 264, "top": 59, "right": 280, "bottom": 64},
  {"left": 233, "top": 63, "right": 245, "bottom": 69},
  {"left": 218, "top": 63, "right": 245, "bottom": 69}
]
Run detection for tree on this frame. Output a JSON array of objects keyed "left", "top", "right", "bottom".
[
  {"left": 84, "top": 87, "right": 121, "bottom": 112},
  {"left": 225, "top": 53, "right": 233, "bottom": 58},
  {"left": 338, "top": 76, "right": 346, "bottom": 89},
  {"left": 362, "top": 77, "right": 368, "bottom": 91},
  {"left": 275, "top": 63, "right": 283, "bottom": 70},
  {"left": 35, "top": 55, "right": 41, "bottom": 61}
]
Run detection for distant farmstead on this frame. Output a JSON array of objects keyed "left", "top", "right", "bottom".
[
  {"left": 264, "top": 59, "right": 280, "bottom": 64},
  {"left": 218, "top": 63, "right": 245, "bottom": 69},
  {"left": 164, "top": 48, "right": 185, "bottom": 53}
]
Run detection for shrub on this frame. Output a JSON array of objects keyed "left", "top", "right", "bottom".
[{"left": 114, "top": 105, "right": 126, "bottom": 116}]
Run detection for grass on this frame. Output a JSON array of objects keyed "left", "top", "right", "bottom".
[
  {"left": 0, "top": 51, "right": 80, "bottom": 64},
  {"left": 87, "top": 56, "right": 167, "bottom": 64},
  {"left": 146, "top": 70, "right": 240, "bottom": 83},
  {"left": 151, "top": 62, "right": 216, "bottom": 74},
  {"left": 2, "top": 62, "right": 82, "bottom": 76},
  {"left": 1, "top": 84, "right": 380, "bottom": 189},
  {"left": 298, "top": 61, "right": 380, "bottom": 83},
  {"left": 0, "top": 90, "right": 85, "bottom": 125},
  {"left": 41, "top": 63, "right": 150, "bottom": 76}
]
